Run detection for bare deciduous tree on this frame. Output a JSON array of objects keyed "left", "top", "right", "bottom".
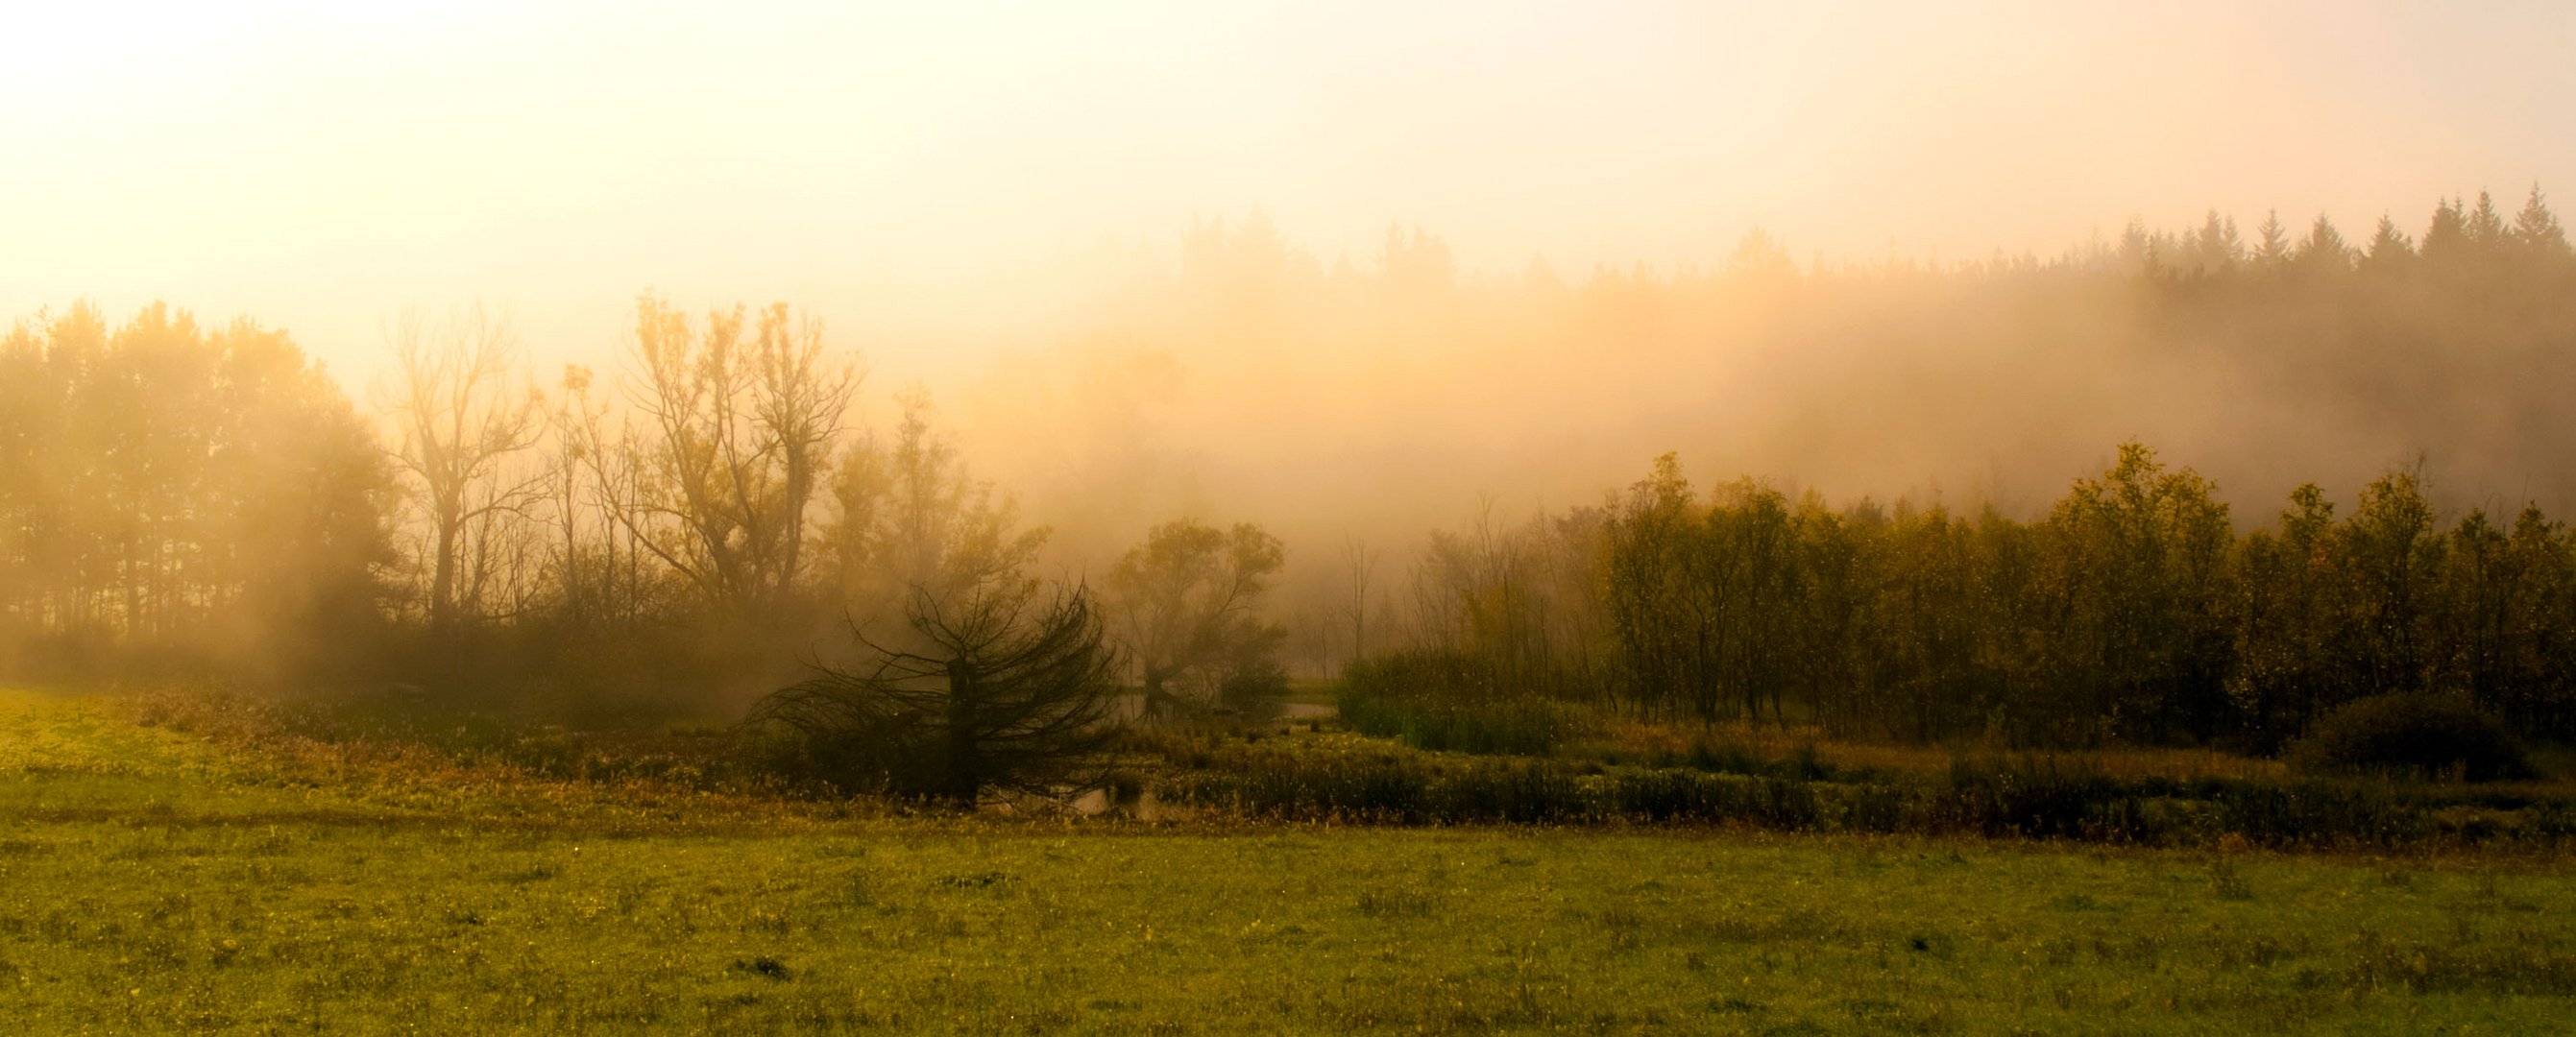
[
  {"left": 378, "top": 302, "right": 545, "bottom": 631},
  {"left": 1343, "top": 535, "right": 1377, "bottom": 664}
]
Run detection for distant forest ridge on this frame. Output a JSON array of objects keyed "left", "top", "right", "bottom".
[{"left": 1, "top": 187, "right": 2573, "bottom": 718}]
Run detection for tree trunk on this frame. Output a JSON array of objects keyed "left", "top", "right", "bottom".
[
  {"left": 943, "top": 658, "right": 983, "bottom": 806},
  {"left": 431, "top": 507, "right": 458, "bottom": 631}
]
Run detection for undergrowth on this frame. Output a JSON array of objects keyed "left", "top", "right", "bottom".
[{"left": 1134, "top": 729, "right": 2576, "bottom": 849}]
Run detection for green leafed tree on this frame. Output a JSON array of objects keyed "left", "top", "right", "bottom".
[{"left": 2036, "top": 443, "right": 2235, "bottom": 742}]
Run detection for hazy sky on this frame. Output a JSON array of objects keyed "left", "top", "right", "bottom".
[{"left": 6, "top": 0, "right": 2572, "bottom": 383}]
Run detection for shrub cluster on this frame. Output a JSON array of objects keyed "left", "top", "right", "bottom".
[
  {"left": 1151, "top": 736, "right": 2571, "bottom": 848},
  {"left": 1337, "top": 650, "right": 1587, "bottom": 755},
  {"left": 2289, "top": 694, "right": 2534, "bottom": 781}
]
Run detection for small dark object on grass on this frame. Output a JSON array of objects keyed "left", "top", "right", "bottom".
[
  {"left": 2289, "top": 693, "right": 2534, "bottom": 782},
  {"left": 731, "top": 957, "right": 791, "bottom": 981}
]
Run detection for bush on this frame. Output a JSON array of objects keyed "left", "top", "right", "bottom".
[
  {"left": 1218, "top": 660, "right": 1292, "bottom": 717},
  {"left": 1337, "top": 649, "right": 1587, "bottom": 756},
  {"left": 1928, "top": 755, "right": 2151, "bottom": 842},
  {"left": 1342, "top": 696, "right": 1579, "bottom": 757},
  {"left": 746, "top": 585, "right": 1124, "bottom": 805},
  {"left": 1142, "top": 730, "right": 2568, "bottom": 846},
  {"left": 2289, "top": 694, "right": 2534, "bottom": 782}
]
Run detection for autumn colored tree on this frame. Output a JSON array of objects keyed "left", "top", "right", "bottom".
[
  {"left": 1106, "top": 518, "right": 1286, "bottom": 712},
  {"left": 618, "top": 294, "right": 859, "bottom": 623}
]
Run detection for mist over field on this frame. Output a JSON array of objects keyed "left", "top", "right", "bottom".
[
  {"left": 14, "top": 6, "right": 2576, "bottom": 1032},
  {"left": 6, "top": 3, "right": 2570, "bottom": 582},
  {"left": 7, "top": 2, "right": 2576, "bottom": 703},
  {"left": 1, "top": 3, "right": 2571, "bottom": 702}
]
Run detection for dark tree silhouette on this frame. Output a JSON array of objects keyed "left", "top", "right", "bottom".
[{"left": 746, "top": 583, "right": 1122, "bottom": 806}]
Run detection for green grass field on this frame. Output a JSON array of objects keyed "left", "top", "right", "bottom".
[{"left": 3, "top": 689, "right": 2573, "bottom": 1034}]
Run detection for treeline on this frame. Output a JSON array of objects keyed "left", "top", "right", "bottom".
[
  {"left": 0, "top": 298, "right": 1285, "bottom": 720},
  {"left": 1090, "top": 188, "right": 2576, "bottom": 579},
  {"left": 2082, "top": 187, "right": 2568, "bottom": 281},
  {"left": 1395, "top": 445, "right": 2576, "bottom": 749},
  {"left": 8, "top": 185, "right": 2576, "bottom": 733},
  {"left": 0, "top": 304, "right": 389, "bottom": 678},
  {"left": 1031, "top": 188, "right": 2576, "bottom": 677}
]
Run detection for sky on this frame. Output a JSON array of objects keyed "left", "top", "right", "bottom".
[{"left": 4, "top": 0, "right": 2573, "bottom": 385}]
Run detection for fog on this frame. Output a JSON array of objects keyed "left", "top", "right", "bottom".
[
  {"left": 941, "top": 205, "right": 2576, "bottom": 561},
  {"left": 7, "top": 2, "right": 2576, "bottom": 712},
  {"left": 8, "top": 2, "right": 2572, "bottom": 372}
]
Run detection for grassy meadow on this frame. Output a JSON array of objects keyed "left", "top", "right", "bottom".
[{"left": 1, "top": 688, "right": 2573, "bottom": 1034}]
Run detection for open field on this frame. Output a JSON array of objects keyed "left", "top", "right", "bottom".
[{"left": 2, "top": 689, "right": 2574, "bottom": 1034}]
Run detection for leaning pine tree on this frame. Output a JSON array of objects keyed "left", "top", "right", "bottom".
[{"left": 747, "top": 583, "right": 1124, "bottom": 806}]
